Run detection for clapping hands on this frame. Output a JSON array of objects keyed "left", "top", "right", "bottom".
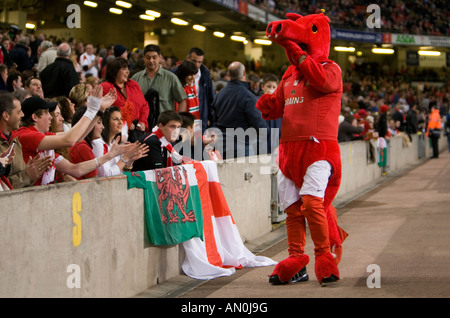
[
  {"left": 109, "top": 136, "right": 149, "bottom": 166},
  {"left": 26, "top": 154, "right": 53, "bottom": 181}
]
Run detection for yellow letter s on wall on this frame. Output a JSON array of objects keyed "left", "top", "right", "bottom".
[{"left": 72, "top": 192, "right": 82, "bottom": 247}]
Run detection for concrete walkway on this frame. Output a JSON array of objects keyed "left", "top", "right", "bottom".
[{"left": 138, "top": 152, "right": 450, "bottom": 299}]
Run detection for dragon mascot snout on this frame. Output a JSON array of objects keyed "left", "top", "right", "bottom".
[
  {"left": 266, "top": 12, "right": 331, "bottom": 65},
  {"left": 257, "top": 12, "right": 348, "bottom": 285}
]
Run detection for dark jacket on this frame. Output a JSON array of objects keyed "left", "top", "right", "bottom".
[
  {"left": 197, "top": 64, "right": 215, "bottom": 132},
  {"left": 132, "top": 134, "right": 180, "bottom": 171},
  {"left": 40, "top": 57, "right": 80, "bottom": 98},
  {"left": 9, "top": 43, "right": 32, "bottom": 72},
  {"left": 392, "top": 110, "right": 405, "bottom": 131},
  {"left": 377, "top": 112, "right": 388, "bottom": 138},
  {"left": 406, "top": 108, "right": 418, "bottom": 134},
  {"left": 0, "top": 75, "right": 7, "bottom": 91},
  {"left": 212, "top": 80, "right": 268, "bottom": 159},
  {"left": 338, "top": 119, "right": 364, "bottom": 143},
  {"left": 213, "top": 80, "right": 267, "bottom": 131}
]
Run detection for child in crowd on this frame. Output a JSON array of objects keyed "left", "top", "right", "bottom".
[
  {"left": 175, "top": 60, "right": 200, "bottom": 119},
  {"left": 133, "top": 110, "right": 191, "bottom": 171},
  {"left": 0, "top": 144, "right": 14, "bottom": 191},
  {"left": 260, "top": 73, "right": 281, "bottom": 154},
  {"left": 261, "top": 73, "right": 278, "bottom": 95}
]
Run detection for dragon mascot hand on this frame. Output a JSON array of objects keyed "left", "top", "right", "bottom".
[{"left": 257, "top": 12, "right": 348, "bottom": 285}]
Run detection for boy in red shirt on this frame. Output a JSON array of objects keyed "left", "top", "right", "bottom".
[{"left": 16, "top": 87, "right": 133, "bottom": 185}]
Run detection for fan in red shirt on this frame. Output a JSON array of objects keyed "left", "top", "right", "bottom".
[
  {"left": 101, "top": 57, "right": 150, "bottom": 142},
  {"left": 69, "top": 110, "right": 104, "bottom": 180},
  {"left": 257, "top": 11, "right": 348, "bottom": 285},
  {"left": 16, "top": 87, "right": 133, "bottom": 185},
  {"left": 70, "top": 106, "right": 149, "bottom": 179}
]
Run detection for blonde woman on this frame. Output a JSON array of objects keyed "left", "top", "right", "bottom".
[{"left": 69, "top": 83, "right": 90, "bottom": 109}]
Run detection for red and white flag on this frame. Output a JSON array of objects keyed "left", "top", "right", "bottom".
[{"left": 181, "top": 161, "right": 277, "bottom": 280}]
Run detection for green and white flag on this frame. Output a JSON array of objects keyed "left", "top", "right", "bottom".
[
  {"left": 125, "top": 165, "right": 203, "bottom": 246},
  {"left": 377, "top": 137, "right": 387, "bottom": 168}
]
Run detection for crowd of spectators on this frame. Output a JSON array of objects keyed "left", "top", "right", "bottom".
[
  {"left": 250, "top": 0, "right": 449, "bottom": 36},
  {"left": 1, "top": 0, "right": 449, "bottom": 192},
  {"left": 337, "top": 60, "right": 449, "bottom": 144}
]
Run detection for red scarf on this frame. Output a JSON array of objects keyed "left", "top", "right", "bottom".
[{"left": 1, "top": 175, "right": 12, "bottom": 190}]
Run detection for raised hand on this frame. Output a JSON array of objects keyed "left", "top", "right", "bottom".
[
  {"left": 279, "top": 39, "right": 307, "bottom": 66},
  {"left": 100, "top": 88, "right": 117, "bottom": 111},
  {"left": 126, "top": 142, "right": 149, "bottom": 163},
  {"left": 90, "top": 84, "right": 103, "bottom": 99},
  {"left": 86, "top": 85, "right": 102, "bottom": 115}
]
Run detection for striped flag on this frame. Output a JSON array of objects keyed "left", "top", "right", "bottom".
[{"left": 126, "top": 161, "right": 277, "bottom": 280}]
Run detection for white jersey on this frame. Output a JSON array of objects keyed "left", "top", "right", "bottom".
[
  {"left": 80, "top": 52, "right": 99, "bottom": 78},
  {"left": 92, "top": 139, "right": 121, "bottom": 177}
]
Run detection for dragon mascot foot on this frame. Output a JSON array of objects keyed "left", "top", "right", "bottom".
[
  {"left": 315, "top": 253, "right": 339, "bottom": 285},
  {"left": 269, "top": 255, "right": 310, "bottom": 284}
]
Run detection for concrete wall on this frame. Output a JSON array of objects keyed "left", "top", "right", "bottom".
[
  {"left": 0, "top": 133, "right": 447, "bottom": 297},
  {"left": 337, "top": 133, "right": 446, "bottom": 200},
  {"left": 0, "top": 160, "right": 272, "bottom": 297}
]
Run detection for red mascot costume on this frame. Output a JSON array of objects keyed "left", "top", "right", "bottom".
[{"left": 256, "top": 11, "right": 348, "bottom": 285}]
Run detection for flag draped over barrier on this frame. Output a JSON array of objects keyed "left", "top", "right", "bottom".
[
  {"left": 377, "top": 137, "right": 387, "bottom": 168},
  {"left": 125, "top": 164, "right": 203, "bottom": 246},
  {"left": 125, "top": 161, "right": 277, "bottom": 280}
]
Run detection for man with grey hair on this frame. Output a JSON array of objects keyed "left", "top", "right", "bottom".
[
  {"left": 36, "top": 40, "right": 57, "bottom": 74},
  {"left": 212, "top": 61, "right": 268, "bottom": 159},
  {"left": 39, "top": 42, "right": 80, "bottom": 98}
]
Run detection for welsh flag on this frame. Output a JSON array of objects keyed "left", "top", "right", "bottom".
[
  {"left": 377, "top": 137, "right": 387, "bottom": 168},
  {"left": 125, "top": 161, "right": 276, "bottom": 280},
  {"left": 125, "top": 164, "right": 203, "bottom": 246}
]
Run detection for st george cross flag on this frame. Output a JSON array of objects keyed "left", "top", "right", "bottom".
[
  {"left": 125, "top": 161, "right": 277, "bottom": 280},
  {"left": 181, "top": 161, "right": 277, "bottom": 280}
]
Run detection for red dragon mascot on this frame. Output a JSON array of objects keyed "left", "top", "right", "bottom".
[{"left": 257, "top": 11, "right": 348, "bottom": 285}]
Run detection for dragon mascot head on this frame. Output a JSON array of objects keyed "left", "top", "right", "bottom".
[{"left": 267, "top": 12, "right": 331, "bottom": 66}]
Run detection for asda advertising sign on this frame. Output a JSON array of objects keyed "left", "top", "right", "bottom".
[{"left": 387, "top": 33, "right": 450, "bottom": 47}]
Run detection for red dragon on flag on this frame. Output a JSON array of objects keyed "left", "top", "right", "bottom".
[{"left": 155, "top": 166, "right": 196, "bottom": 224}]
